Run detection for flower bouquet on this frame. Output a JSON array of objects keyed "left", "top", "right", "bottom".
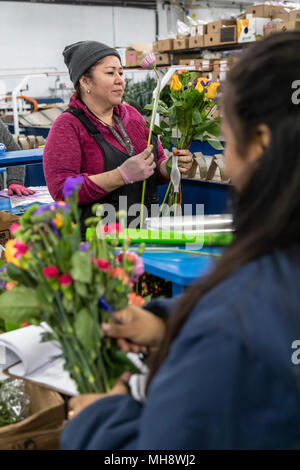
[
  {"left": 0, "top": 176, "right": 146, "bottom": 394},
  {"left": 145, "top": 69, "right": 223, "bottom": 214}
]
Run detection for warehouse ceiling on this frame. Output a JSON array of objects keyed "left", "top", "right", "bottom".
[{"left": 0, "top": 0, "right": 158, "bottom": 8}]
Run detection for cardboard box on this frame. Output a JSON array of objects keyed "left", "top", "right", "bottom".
[
  {"left": 264, "top": 26, "right": 277, "bottom": 36},
  {"left": 125, "top": 49, "right": 141, "bottom": 67},
  {"left": 152, "top": 41, "right": 160, "bottom": 52},
  {"left": 274, "top": 13, "right": 289, "bottom": 22},
  {"left": 173, "top": 38, "right": 189, "bottom": 50},
  {"left": 0, "top": 381, "right": 65, "bottom": 450},
  {"left": 237, "top": 16, "right": 271, "bottom": 43},
  {"left": 188, "top": 35, "right": 204, "bottom": 48},
  {"left": 178, "top": 57, "right": 199, "bottom": 67},
  {"left": 204, "top": 33, "right": 220, "bottom": 47},
  {"left": 246, "top": 4, "right": 286, "bottom": 18},
  {"left": 220, "top": 25, "right": 237, "bottom": 44},
  {"left": 289, "top": 10, "right": 300, "bottom": 22},
  {"left": 201, "top": 59, "right": 214, "bottom": 71},
  {"left": 155, "top": 39, "right": 174, "bottom": 52},
  {"left": 155, "top": 53, "right": 170, "bottom": 65},
  {"left": 0, "top": 211, "right": 20, "bottom": 261},
  {"left": 207, "top": 19, "right": 236, "bottom": 34},
  {"left": 276, "top": 20, "right": 300, "bottom": 33}
]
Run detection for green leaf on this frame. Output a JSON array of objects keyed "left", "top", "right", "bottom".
[
  {"left": 74, "top": 308, "right": 96, "bottom": 352},
  {"left": 74, "top": 281, "right": 88, "bottom": 297},
  {"left": 192, "top": 108, "right": 202, "bottom": 125},
  {"left": 71, "top": 252, "right": 92, "bottom": 283},
  {"left": 0, "top": 287, "right": 42, "bottom": 323},
  {"left": 207, "top": 139, "right": 224, "bottom": 150}
]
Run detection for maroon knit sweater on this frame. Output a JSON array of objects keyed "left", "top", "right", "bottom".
[{"left": 43, "top": 95, "right": 168, "bottom": 205}]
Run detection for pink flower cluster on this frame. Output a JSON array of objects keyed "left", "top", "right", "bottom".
[{"left": 42, "top": 266, "right": 72, "bottom": 286}]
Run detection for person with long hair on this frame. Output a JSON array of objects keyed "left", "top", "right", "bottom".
[{"left": 61, "top": 32, "right": 300, "bottom": 450}]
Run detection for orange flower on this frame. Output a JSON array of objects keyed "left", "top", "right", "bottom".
[
  {"left": 128, "top": 292, "right": 145, "bottom": 307},
  {"left": 53, "top": 213, "right": 63, "bottom": 228},
  {"left": 170, "top": 74, "right": 183, "bottom": 91},
  {"left": 6, "top": 282, "right": 16, "bottom": 291},
  {"left": 109, "top": 267, "right": 130, "bottom": 284}
]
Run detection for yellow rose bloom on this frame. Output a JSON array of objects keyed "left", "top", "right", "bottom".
[
  {"left": 170, "top": 74, "right": 183, "bottom": 91},
  {"left": 53, "top": 213, "right": 64, "bottom": 229},
  {"left": 5, "top": 239, "right": 21, "bottom": 267},
  {"left": 195, "top": 77, "right": 210, "bottom": 93},
  {"left": 206, "top": 82, "right": 221, "bottom": 99}
]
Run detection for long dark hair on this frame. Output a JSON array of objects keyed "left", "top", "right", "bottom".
[{"left": 147, "top": 32, "right": 300, "bottom": 387}]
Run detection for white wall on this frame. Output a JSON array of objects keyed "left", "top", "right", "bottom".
[{"left": 0, "top": 1, "right": 156, "bottom": 97}]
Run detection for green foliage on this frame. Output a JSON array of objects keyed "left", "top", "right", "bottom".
[
  {"left": 145, "top": 70, "right": 223, "bottom": 151},
  {"left": 122, "top": 75, "right": 157, "bottom": 117},
  {"left": 0, "top": 182, "right": 146, "bottom": 394}
]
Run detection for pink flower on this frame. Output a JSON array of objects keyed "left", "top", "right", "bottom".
[
  {"left": 140, "top": 53, "right": 156, "bottom": 69},
  {"left": 96, "top": 259, "right": 110, "bottom": 271},
  {"left": 59, "top": 274, "right": 73, "bottom": 287},
  {"left": 132, "top": 255, "right": 144, "bottom": 282},
  {"left": 10, "top": 223, "right": 21, "bottom": 234},
  {"left": 14, "top": 240, "right": 29, "bottom": 258},
  {"left": 103, "top": 223, "right": 122, "bottom": 234},
  {"left": 42, "top": 266, "right": 59, "bottom": 278}
]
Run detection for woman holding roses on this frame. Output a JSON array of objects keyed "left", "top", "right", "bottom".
[{"left": 43, "top": 41, "right": 193, "bottom": 237}]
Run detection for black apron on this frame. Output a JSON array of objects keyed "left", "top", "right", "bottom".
[{"left": 65, "top": 107, "right": 159, "bottom": 238}]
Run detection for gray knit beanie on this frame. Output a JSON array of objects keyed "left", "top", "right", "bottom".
[{"left": 63, "top": 41, "right": 121, "bottom": 86}]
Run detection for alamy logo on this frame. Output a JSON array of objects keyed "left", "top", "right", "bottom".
[
  {"left": 291, "top": 80, "right": 300, "bottom": 105},
  {"left": 291, "top": 340, "right": 300, "bottom": 365}
]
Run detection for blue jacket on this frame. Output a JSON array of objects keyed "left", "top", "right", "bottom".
[{"left": 61, "top": 248, "right": 300, "bottom": 449}]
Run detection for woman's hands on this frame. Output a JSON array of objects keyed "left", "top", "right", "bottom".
[
  {"left": 7, "top": 184, "right": 35, "bottom": 196},
  {"left": 67, "top": 306, "right": 166, "bottom": 420},
  {"left": 117, "top": 145, "right": 156, "bottom": 184},
  {"left": 102, "top": 305, "right": 166, "bottom": 355},
  {"left": 173, "top": 148, "right": 193, "bottom": 175},
  {"left": 68, "top": 372, "right": 131, "bottom": 420},
  {"left": 160, "top": 147, "right": 193, "bottom": 179}
]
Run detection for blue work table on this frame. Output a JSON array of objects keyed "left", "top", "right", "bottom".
[
  {"left": 142, "top": 247, "right": 220, "bottom": 296},
  {"left": 0, "top": 148, "right": 43, "bottom": 168}
]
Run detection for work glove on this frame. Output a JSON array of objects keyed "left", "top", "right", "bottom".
[
  {"left": 117, "top": 145, "right": 156, "bottom": 184},
  {"left": 7, "top": 184, "right": 35, "bottom": 197}
]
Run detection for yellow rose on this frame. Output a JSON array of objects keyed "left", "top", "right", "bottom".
[
  {"left": 206, "top": 82, "right": 221, "bottom": 99},
  {"left": 170, "top": 74, "right": 183, "bottom": 91},
  {"left": 195, "top": 77, "right": 210, "bottom": 93},
  {"left": 5, "top": 239, "right": 21, "bottom": 267}
]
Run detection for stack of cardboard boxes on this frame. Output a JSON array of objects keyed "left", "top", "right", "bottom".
[{"left": 121, "top": 4, "right": 300, "bottom": 69}]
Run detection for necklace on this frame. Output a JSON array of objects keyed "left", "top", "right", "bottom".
[
  {"left": 94, "top": 114, "right": 115, "bottom": 127},
  {"left": 83, "top": 101, "right": 135, "bottom": 156}
]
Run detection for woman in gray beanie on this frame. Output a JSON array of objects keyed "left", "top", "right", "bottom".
[{"left": 43, "top": 40, "right": 193, "bottom": 237}]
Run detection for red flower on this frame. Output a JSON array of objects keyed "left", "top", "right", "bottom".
[
  {"left": 103, "top": 223, "right": 122, "bottom": 234},
  {"left": 20, "top": 322, "right": 30, "bottom": 328},
  {"left": 59, "top": 274, "right": 73, "bottom": 287},
  {"left": 42, "top": 266, "right": 59, "bottom": 278},
  {"left": 96, "top": 259, "right": 110, "bottom": 271}
]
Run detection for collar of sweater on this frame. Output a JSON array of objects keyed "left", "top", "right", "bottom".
[{"left": 68, "top": 94, "right": 127, "bottom": 129}]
